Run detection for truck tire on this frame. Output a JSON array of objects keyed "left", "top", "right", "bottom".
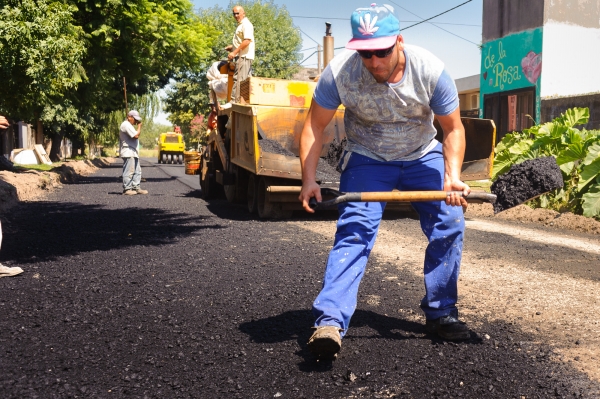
[
  {"left": 178, "top": 154, "right": 183, "bottom": 164},
  {"left": 247, "top": 174, "right": 258, "bottom": 213},
  {"left": 162, "top": 153, "right": 167, "bottom": 164},
  {"left": 257, "top": 176, "right": 293, "bottom": 219},
  {"left": 224, "top": 164, "right": 249, "bottom": 204},
  {"left": 200, "top": 156, "right": 214, "bottom": 199},
  {"left": 167, "top": 154, "right": 173, "bottom": 164},
  {"left": 200, "top": 149, "right": 223, "bottom": 199}
]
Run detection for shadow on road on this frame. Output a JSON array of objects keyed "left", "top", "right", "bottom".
[
  {"left": 240, "top": 308, "right": 484, "bottom": 372},
  {"left": 1, "top": 201, "right": 223, "bottom": 264}
]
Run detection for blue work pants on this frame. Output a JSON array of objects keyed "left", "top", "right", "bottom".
[{"left": 312, "top": 143, "right": 465, "bottom": 336}]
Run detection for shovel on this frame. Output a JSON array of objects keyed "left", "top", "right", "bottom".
[
  {"left": 309, "top": 189, "right": 496, "bottom": 210},
  {"left": 309, "top": 156, "right": 564, "bottom": 214}
]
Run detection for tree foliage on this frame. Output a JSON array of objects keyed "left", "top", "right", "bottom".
[
  {"left": 0, "top": 0, "right": 218, "bottom": 157},
  {"left": 493, "top": 107, "right": 600, "bottom": 219},
  {"left": 163, "top": 0, "right": 302, "bottom": 133},
  {"left": 0, "top": 0, "right": 86, "bottom": 120}
]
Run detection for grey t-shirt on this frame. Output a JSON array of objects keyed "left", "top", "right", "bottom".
[{"left": 119, "top": 120, "right": 139, "bottom": 158}]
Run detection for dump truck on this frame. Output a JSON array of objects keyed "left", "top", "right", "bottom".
[
  {"left": 200, "top": 70, "right": 496, "bottom": 219},
  {"left": 158, "top": 132, "right": 185, "bottom": 164}
]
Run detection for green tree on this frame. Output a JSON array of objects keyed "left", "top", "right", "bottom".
[
  {"left": 0, "top": 0, "right": 86, "bottom": 120},
  {"left": 65, "top": 0, "right": 218, "bottom": 158},
  {"left": 139, "top": 123, "right": 174, "bottom": 150},
  {"left": 163, "top": 0, "right": 302, "bottom": 132},
  {"left": 1, "top": 0, "right": 218, "bottom": 160}
]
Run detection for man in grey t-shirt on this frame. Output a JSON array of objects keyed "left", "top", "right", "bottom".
[
  {"left": 119, "top": 110, "right": 148, "bottom": 195},
  {"left": 299, "top": 4, "right": 470, "bottom": 359}
]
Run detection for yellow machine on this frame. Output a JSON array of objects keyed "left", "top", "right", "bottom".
[
  {"left": 158, "top": 132, "right": 185, "bottom": 164},
  {"left": 201, "top": 74, "right": 496, "bottom": 219}
]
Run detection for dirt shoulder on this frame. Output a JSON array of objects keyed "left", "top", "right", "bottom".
[
  {"left": 0, "top": 157, "right": 118, "bottom": 212},
  {"left": 292, "top": 216, "right": 600, "bottom": 386}
]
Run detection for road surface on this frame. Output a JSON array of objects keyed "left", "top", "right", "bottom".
[{"left": 0, "top": 159, "right": 598, "bottom": 398}]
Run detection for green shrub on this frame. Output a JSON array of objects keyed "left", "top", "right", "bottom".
[{"left": 492, "top": 107, "right": 600, "bottom": 219}]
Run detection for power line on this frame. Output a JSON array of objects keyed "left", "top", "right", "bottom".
[
  {"left": 387, "top": 0, "right": 480, "bottom": 46},
  {"left": 291, "top": 15, "right": 480, "bottom": 27},
  {"left": 395, "top": 0, "right": 473, "bottom": 30},
  {"left": 298, "top": 28, "right": 320, "bottom": 46},
  {"left": 299, "top": 50, "right": 318, "bottom": 65}
]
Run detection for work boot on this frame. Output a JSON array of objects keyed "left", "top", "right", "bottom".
[
  {"left": 134, "top": 188, "right": 148, "bottom": 195},
  {"left": 0, "top": 264, "right": 24, "bottom": 278},
  {"left": 123, "top": 189, "right": 137, "bottom": 195},
  {"left": 307, "top": 326, "right": 343, "bottom": 358},
  {"left": 425, "top": 315, "right": 470, "bottom": 341}
]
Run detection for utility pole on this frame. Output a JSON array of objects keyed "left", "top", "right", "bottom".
[{"left": 123, "top": 77, "right": 128, "bottom": 113}]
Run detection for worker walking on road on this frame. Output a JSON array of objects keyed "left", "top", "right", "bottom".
[
  {"left": 224, "top": 5, "right": 254, "bottom": 107},
  {"left": 298, "top": 3, "right": 471, "bottom": 359},
  {"left": 120, "top": 110, "right": 148, "bottom": 196}
]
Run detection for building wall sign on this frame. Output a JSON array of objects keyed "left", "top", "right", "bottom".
[{"left": 480, "top": 28, "right": 543, "bottom": 96}]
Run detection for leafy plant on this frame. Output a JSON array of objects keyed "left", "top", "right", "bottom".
[{"left": 492, "top": 107, "right": 600, "bottom": 219}]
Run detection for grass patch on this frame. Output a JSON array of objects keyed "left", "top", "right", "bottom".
[
  {"left": 139, "top": 149, "right": 158, "bottom": 158},
  {"left": 105, "top": 147, "right": 157, "bottom": 158},
  {"left": 13, "top": 163, "right": 56, "bottom": 172}
]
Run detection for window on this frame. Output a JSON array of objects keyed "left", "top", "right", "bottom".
[{"left": 470, "top": 94, "right": 479, "bottom": 109}]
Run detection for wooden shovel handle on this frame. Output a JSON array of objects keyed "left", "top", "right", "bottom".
[{"left": 310, "top": 191, "right": 496, "bottom": 210}]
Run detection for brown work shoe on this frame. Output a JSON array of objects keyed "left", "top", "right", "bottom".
[
  {"left": 307, "top": 326, "right": 343, "bottom": 358},
  {"left": 123, "top": 189, "right": 137, "bottom": 196},
  {"left": 135, "top": 188, "right": 148, "bottom": 195}
]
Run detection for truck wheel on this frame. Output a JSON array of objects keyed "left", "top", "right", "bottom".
[
  {"left": 178, "top": 154, "right": 183, "bottom": 164},
  {"left": 224, "top": 164, "right": 249, "bottom": 204},
  {"left": 162, "top": 153, "right": 167, "bottom": 163},
  {"left": 167, "top": 154, "right": 172, "bottom": 164},
  {"left": 257, "top": 177, "right": 293, "bottom": 219},
  {"left": 200, "top": 156, "right": 213, "bottom": 199},
  {"left": 247, "top": 174, "right": 258, "bottom": 213},
  {"left": 200, "top": 152, "right": 223, "bottom": 199}
]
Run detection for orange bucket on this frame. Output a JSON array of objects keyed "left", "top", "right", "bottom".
[{"left": 185, "top": 159, "right": 200, "bottom": 175}]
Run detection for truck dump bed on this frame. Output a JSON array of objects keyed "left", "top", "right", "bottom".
[{"left": 202, "top": 76, "right": 496, "bottom": 218}]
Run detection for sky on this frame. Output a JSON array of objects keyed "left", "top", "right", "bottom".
[
  {"left": 192, "top": 0, "right": 483, "bottom": 78},
  {"left": 156, "top": 0, "right": 483, "bottom": 124}
]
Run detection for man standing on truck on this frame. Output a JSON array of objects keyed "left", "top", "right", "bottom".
[
  {"left": 120, "top": 110, "right": 148, "bottom": 196},
  {"left": 223, "top": 5, "right": 254, "bottom": 107},
  {"left": 298, "top": 3, "right": 470, "bottom": 359}
]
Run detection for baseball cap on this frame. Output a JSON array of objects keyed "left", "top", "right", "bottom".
[
  {"left": 128, "top": 110, "right": 142, "bottom": 122},
  {"left": 346, "top": 3, "right": 400, "bottom": 50}
]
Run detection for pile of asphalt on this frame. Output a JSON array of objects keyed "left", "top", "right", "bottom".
[
  {"left": 325, "top": 137, "right": 347, "bottom": 172},
  {"left": 259, "top": 138, "right": 340, "bottom": 183},
  {"left": 492, "top": 157, "right": 564, "bottom": 214},
  {"left": 258, "top": 138, "right": 295, "bottom": 156}
]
